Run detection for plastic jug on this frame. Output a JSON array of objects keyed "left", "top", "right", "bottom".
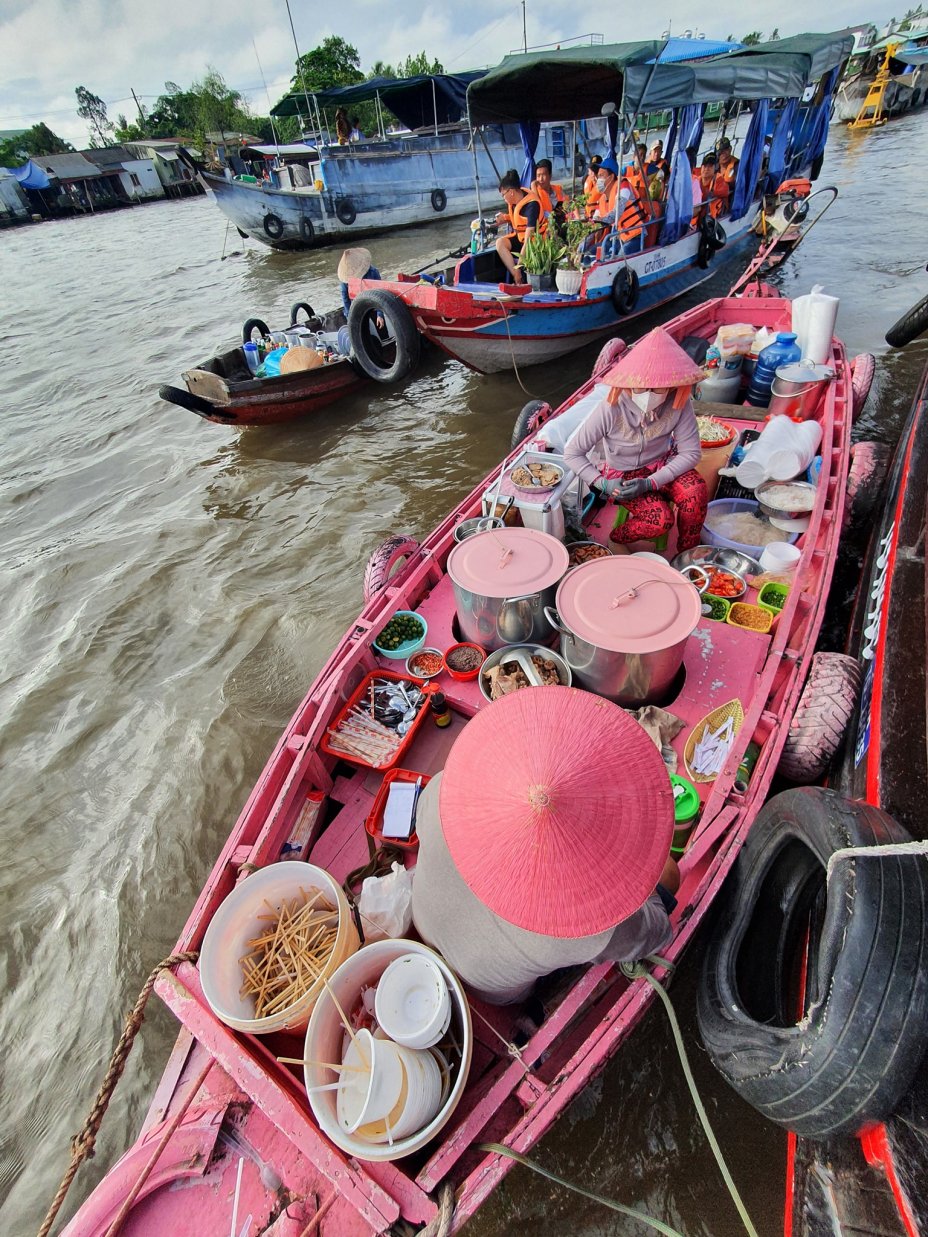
[{"left": 746, "top": 333, "right": 802, "bottom": 407}]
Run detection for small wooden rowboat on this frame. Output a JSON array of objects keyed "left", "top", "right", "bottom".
[
  {"left": 158, "top": 304, "right": 367, "bottom": 427},
  {"left": 63, "top": 290, "right": 863, "bottom": 1236}
]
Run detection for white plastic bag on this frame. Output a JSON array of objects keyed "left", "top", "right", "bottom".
[{"left": 358, "top": 862, "right": 415, "bottom": 941}]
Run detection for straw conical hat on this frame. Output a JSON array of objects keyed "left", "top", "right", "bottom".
[
  {"left": 437, "top": 687, "right": 673, "bottom": 937},
  {"left": 337, "top": 247, "right": 374, "bottom": 281},
  {"left": 280, "top": 347, "right": 324, "bottom": 374},
  {"left": 604, "top": 327, "right": 705, "bottom": 390}
]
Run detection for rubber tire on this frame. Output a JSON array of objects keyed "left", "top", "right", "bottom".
[
  {"left": 842, "top": 440, "right": 891, "bottom": 533},
  {"left": 336, "top": 198, "right": 357, "bottom": 226},
  {"left": 850, "top": 352, "right": 876, "bottom": 421},
  {"left": 363, "top": 536, "right": 420, "bottom": 603},
  {"left": 289, "top": 302, "right": 316, "bottom": 326},
  {"left": 886, "top": 290, "right": 928, "bottom": 348},
  {"left": 158, "top": 385, "right": 236, "bottom": 423},
  {"left": 697, "top": 216, "right": 714, "bottom": 269},
  {"left": 698, "top": 787, "right": 928, "bottom": 1139},
  {"left": 431, "top": 188, "right": 447, "bottom": 212},
  {"left": 263, "top": 213, "right": 284, "bottom": 240},
  {"left": 511, "top": 400, "right": 552, "bottom": 449},
  {"left": 778, "top": 652, "right": 862, "bottom": 784},
  {"left": 348, "top": 289, "right": 420, "bottom": 384},
  {"left": 592, "top": 337, "right": 627, "bottom": 379},
  {"left": 299, "top": 215, "right": 315, "bottom": 244},
  {"left": 610, "top": 268, "right": 639, "bottom": 315},
  {"left": 242, "top": 317, "right": 270, "bottom": 344}
]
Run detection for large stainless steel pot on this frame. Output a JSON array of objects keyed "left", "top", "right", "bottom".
[
  {"left": 544, "top": 556, "right": 702, "bottom": 706},
  {"left": 447, "top": 527, "right": 569, "bottom": 653}
]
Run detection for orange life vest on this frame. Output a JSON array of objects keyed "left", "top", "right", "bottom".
[
  {"left": 534, "top": 181, "right": 566, "bottom": 219},
  {"left": 645, "top": 199, "right": 665, "bottom": 249},
  {"left": 618, "top": 193, "right": 647, "bottom": 241},
  {"left": 583, "top": 171, "right": 599, "bottom": 197},
  {"left": 623, "top": 163, "right": 648, "bottom": 207},
  {"left": 507, "top": 191, "right": 547, "bottom": 240}
]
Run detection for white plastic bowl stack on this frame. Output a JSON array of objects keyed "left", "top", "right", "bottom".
[{"left": 304, "top": 939, "right": 472, "bottom": 1161}]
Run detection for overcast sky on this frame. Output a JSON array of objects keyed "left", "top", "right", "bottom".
[{"left": 0, "top": 0, "right": 898, "bottom": 147}]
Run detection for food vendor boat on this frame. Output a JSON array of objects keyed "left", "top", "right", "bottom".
[
  {"left": 58, "top": 289, "right": 871, "bottom": 1237},
  {"left": 347, "top": 33, "right": 852, "bottom": 377}
]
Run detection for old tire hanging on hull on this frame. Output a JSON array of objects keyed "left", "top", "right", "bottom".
[
  {"left": 886, "top": 291, "right": 928, "bottom": 348},
  {"left": 592, "top": 337, "right": 627, "bottom": 379},
  {"left": 348, "top": 290, "right": 420, "bottom": 383},
  {"left": 242, "top": 318, "right": 270, "bottom": 344},
  {"left": 842, "top": 440, "right": 891, "bottom": 532},
  {"left": 336, "top": 199, "right": 357, "bottom": 226},
  {"left": 698, "top": 787, "right": 928, "bottom": 1139},
  {"left": 850, "top": 352, "right": 876, "bottom": 420},
  {"left": 611, "top": 269, "right": 639, "bottom": 316},
  {"left": 299, "top": 216, "right": 315, "bottom": 244},
  {"left": 431, "top": 189, "right": 447, "bottom": 212},
  {"left": 263, "top": 213, "right": 284, "bottom": 240},
  {"left": 511, "top": 401, "right": 552, "bottom": 449},
  {"left": 363, "top": 536, "right": 420, "bottom": 603},
  {"left": 778, "top": 652, "right": 862, "bottom": 784}
]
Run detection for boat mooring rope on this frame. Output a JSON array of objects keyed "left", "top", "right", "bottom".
[
  {"left": 826, "top": 840, "right": 928, "bottom": 884},
  {"left": 480, "top": 955, "right": 759, "bottom": 1237},
  {"left": 498, "top": 300, "right": 542, "bottom": 401},
  {"left": 36, "top": 951, "right": 198, "bottom": 1237}
]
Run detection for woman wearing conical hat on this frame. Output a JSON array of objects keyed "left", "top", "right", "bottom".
[{"left": 563, "top": 327, "right": 708, "bottom": 551}]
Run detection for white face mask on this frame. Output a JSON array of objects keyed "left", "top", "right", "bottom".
[
  {"left": 630, "top": 389, "right": 666, "bottom": 414},
  {"left": 595, "top": 177, "right": 606, "bottom": 192},
  {"left": 619, "top": 187, "right": 633, "bottom": 204}
]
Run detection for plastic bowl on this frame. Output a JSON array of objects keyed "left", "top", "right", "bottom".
[
  {"left": 373, "top": 611, "right": 428, "bottom": 660},
  {"left": 375, "top": 954, "right": 452, "bottom": 1050},
  {"left": 701, "top": 498, "right": 798, "bottom": 560},
  {"left": 754, "top": 480, "right": 817, "bottom": 521},
  {"left": 405, "top": 647, "right": 444, "bottom": 679},
  {"left": 727, "top": 602, "right": 773, "bottom": 634},
  {"left": 304, "top": 938, "right": 472, "bottom": 1162},
  {"left": 335, "top": 1030, "right": 404, "bottom": 1134},
  {"left": 443, "top": 642, "right": 486, "bottom": 682},
  {"left": 199, "top": 862, "right": 359, "bottom": 1035},
  {"left": 758, "top": 581, "right": 790, "bottom": 614},
  {"left": 478, "top": 644, "right": 572, "bottom": 703},
  {"left": 700, "top": 594, "right": 731, "bottom": 622}
]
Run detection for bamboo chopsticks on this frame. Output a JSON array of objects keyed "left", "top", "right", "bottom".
[{"left": 239, "top": 888, "right": 339, "bottom": 1019}]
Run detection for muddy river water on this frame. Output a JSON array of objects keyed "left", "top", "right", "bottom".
[{"left": 2, "top": 112, "right": 928, "bottom": 1235}]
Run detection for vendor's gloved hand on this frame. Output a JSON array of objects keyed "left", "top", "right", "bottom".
[
  {"left": 615, "top": 477, "right": 654, "bottom": 501},
  {"left": 589, "top": 478, "right": 609, "bottom": 504}
]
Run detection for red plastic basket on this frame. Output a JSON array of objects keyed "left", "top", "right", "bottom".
[
  {"left": 320, "top": 670, "right": 429, "bottom": 771},
  {"left": 365, "top": 768, "right": 431, "bottom": 852}
]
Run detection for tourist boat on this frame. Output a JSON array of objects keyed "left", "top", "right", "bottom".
[
  {"left": 157, "top": 304, "right": 370, "bottom": 428},
  {"left": 54, "top": 286, "right": 880, "bottom": 1237},
  {"left": 833, "top": 38, "right": 928, "bottom": 124},
  {"left": 347, "top": 33, "right": 852, "bottom": 376},
  {"left": 187, "top": 71, "right": 573, "bottom": 251},
  {"left": 782, "top": 361, "right": 928, "bottom": 1235}
]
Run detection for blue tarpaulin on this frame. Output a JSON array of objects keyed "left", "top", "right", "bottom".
[
  {"left": 519, "top": 121, "right": 540, "bottom": 186},
  {"left": 730, "top": 99, "right": 770, "bottom": 220},
  {"left": 665, "top": 103, "right": 706, "bottom": 163},
  {"left": 789, "top": 66, "right": 840, "bottom": 171},
  {"left": 660, "top": 148, "right": 695, "bottom": 244},
  {"left": 765, "top": 97, "right": 797, "bottom": 191},
  {"left": 654, "top": 37, "right": 743, "bottom": 62},
  {"left": 0, "top": 159, "right": 50, "bottom": 190}
]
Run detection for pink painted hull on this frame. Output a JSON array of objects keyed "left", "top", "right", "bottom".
[{"left": 64, "top": 293, "right": 852, "bottom": 1235}]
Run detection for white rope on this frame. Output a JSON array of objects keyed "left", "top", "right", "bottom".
[{"left": 826, "top": 840, "right": 928, "bottom": 885}]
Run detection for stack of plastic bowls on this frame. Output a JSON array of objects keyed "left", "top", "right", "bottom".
[{"left": 374, "top": 954, "right": 452, "bottom": 1049}]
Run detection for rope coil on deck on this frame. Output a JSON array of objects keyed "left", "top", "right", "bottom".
[{"left": 36, "top": 950, "right": 199, "bottom": 1237}]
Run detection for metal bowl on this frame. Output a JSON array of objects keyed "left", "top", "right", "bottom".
[
  {"left": 453, "top": 515, "right": 505, "bottom": 543},
  {"left": 478, "top": 644, "right": 572, "bottom": 703},
  {"left": 405, "top": 647, "right": 444, "bottom": 680},
  {"left": 566, "top": 540, "right": 612, "bottom": 568},
  {"left": 509, "top": 462, "right": 564, "bottom": 493},
  {"left": 754, "top": 480, "right": 817, "bottom": 521},
  {"left": 671, "top": 544, "right": 763, "bottom": 580}
]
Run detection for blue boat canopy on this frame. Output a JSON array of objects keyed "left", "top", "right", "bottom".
[
  {"left": 272, "top": 71, "right": 486, "bottom": 131},
  {"left": 0, "top": 159, "right": 50, "bottom": 189},
  {"left": 467, "top": 31, "right": 855, "bottom": 122}
]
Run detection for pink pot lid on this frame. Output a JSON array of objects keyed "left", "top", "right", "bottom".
[
  {"left": 447, "top": 527, "right": 569, "bottom": 597},
  {"left": 555, "top": 556, "right": 701, "bottom": 653}
]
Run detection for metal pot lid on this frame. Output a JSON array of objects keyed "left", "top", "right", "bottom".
[
  {"left": 774, "top": 360, "right": 834, "bottom": 383},
  {"left": 555, "top": 556, "right": 701, "bottom": 654},
  {"left": 447, "top": 526, "right": 569, "bottom": 597}
]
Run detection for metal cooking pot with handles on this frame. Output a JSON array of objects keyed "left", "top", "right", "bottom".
[{"left": 546, "top": 556, "right": 702, "bottom": 705}]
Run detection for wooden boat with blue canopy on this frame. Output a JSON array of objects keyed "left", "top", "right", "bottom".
[{"left": 347, "top": 32, "right": 853, "bottom": 376}]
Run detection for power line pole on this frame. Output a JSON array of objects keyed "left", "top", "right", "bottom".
[
  {"left": 522, "top": 0, "right": 528, "bottom": 53},
  {"left": 130, "top": 88, "right": 145, "bottom": 126}
]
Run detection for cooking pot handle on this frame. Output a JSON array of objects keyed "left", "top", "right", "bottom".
[
  {"left": 679, "top": 565, "right": 711, "bottom": 594},
  {"left": 543, "top": 605, "right": 569, "bottom": 634}
]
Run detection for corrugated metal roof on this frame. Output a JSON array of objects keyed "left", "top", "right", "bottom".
[
  {"left": 33, "top": 152, "right": 103, "bottom": 179},
  {"left": 81, "top": 145, "right": 131, "bottom": 168}
]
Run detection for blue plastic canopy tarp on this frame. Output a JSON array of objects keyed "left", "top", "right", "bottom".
[
  {"left": 661, "top": 148, "right": 695, "bottom": 244},
  {"left": 519, "top": 121, "right": 539, "bottom": 186},
  {"left": 730, "top": 99, "right": 770, "bottom": 221},
  {"left": 0, "top": 159, "right": 50, "bottom": 190},
  {"left": 765, "top": 97, "right": 797, "bottom": 191}
]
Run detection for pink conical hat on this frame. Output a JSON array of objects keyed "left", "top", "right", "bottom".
[
  {"left": 438, "top": 687, "right": 674, "bottom": 937},
  {"left": 604, "top": 327, "right": 705, "bottom": 389}
]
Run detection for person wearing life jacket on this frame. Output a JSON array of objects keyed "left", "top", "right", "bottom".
[
  {"left": 623, "top": 144, "right": 650, "bottom": 208},
  {"left": 583, "top": 155, "right": 603, "bottom": 199},
  {"left": 647, "top": 139, "right": 670, "bottom": 182},
  {"left": 494, "top": 167, "right": 546, "bottom": 284},
  {"left": 697, "top": 153, "right": 729, "bottom": 220},
  {"left": 644, "top": 174, "right": 665, "bottom": 248},
  {"left": 717, "top": 137, "right": 740, "bottom": 187},
  {"left": 589, "top": 157, "right": 647, "bottom": 253},
  {"left": 532, "top": 159, "right": 567, "bottom": 231}
]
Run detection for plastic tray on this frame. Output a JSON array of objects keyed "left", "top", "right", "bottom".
[
  {"left": 320, "top": 670, "right": 429, "bottom": 771},
  {"left": 727, "top": 602, "right": 773, "bottom": 635},
  {"left": 758, "top": 581, "right": 790, "bottom": 614},
  {"left": 365, "top": 768, "right": 431, "bottom": 852}
]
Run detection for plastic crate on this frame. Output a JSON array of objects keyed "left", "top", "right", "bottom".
[
  {"left": 365, "top": 768, "right": 431, "bottom": 852},
  {"left": 320, "top": 670, "right": 429, "bottom": 771}
]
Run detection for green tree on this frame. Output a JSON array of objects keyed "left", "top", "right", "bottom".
[
  {"left": 741, "top": 31, "right": 763, "bottom": 45},
  {"left": 289, "top": 35, "right": 364, "bottom": 95},
  {"left": 75, "top": 85, "right": 114, "bottom": 147},
  {"left": 0, "top": 122, "right": 73, "bottom": 164},
  {"left": 396, "top": 51, "right": 444, "bottom": 77},
  {"left": 767, "top": 27, "right": 780, "bottom": 41}
]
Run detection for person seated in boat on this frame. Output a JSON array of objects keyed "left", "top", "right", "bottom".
[
  {"left": 411, "top": 706, "right": 680, "bottom": 1006},
  {"left": 717, "top": 137, "right": 739, "bottom": 187},
  {"left": 494, "top": 169, "right": 546, "bottom": 285},
  {"left": 563, "top": 327, "right": 709, "bottom": 551},
  {"left": 338, "top": 247, "right": 381, "bottom": 316},
  {"left": 335, "top": 108, "right": 350, "bottom": 145},
  {"left": 623, "top": 144, "right": 650, "bottom": 206},
  {"left": 647, "top": 139, "right": 670, "bottom": 180},
  {"left": 688, "top": 147, "right": 703, "bottom": 216},
  {"left": 531, "top": 159, "right": 567, "bottom": 231},
  {"left": 587, "top": 157, "right": 647, "bottom": 254},
  {"left": 582, "top": 154, "right": 603, "bottom": 198},
  {"left": 644, "top": 174, "right": 665, "bottom": 246},
  {"left": 695, "top": 153, "right": 729, "bottom": 221}
]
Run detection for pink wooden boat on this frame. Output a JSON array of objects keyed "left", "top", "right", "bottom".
[{"left": 62, "top": 291, "right": 859, "bottom": 1236}]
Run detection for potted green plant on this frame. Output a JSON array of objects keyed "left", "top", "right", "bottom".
[
  {"left": 518, "top": 232, "right": 567, "bottom": 291},
  {"left": 555, "top": 203, "right": 599, "bottom": 295}
]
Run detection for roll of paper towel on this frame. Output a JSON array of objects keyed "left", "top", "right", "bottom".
[
  {"left": 734, "top": 415, "right": 799, "bottom": 488},
  {"left": 792, "top": 285, "right": 839, "bottom": 365}
]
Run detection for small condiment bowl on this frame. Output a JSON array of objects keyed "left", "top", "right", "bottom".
[
  {"left": 406, "top": 648, "right": 444, "bottom": 680},
  {"left": 442, "top": 642, "right": 486, "bottom": 682},
  {"left": 374, "top": 954, "right": 452, "bottom": 1050}
]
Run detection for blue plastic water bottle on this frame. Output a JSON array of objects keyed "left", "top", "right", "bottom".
[{"left": 746, "top": 332, "right": 802, "bottom": 407}]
